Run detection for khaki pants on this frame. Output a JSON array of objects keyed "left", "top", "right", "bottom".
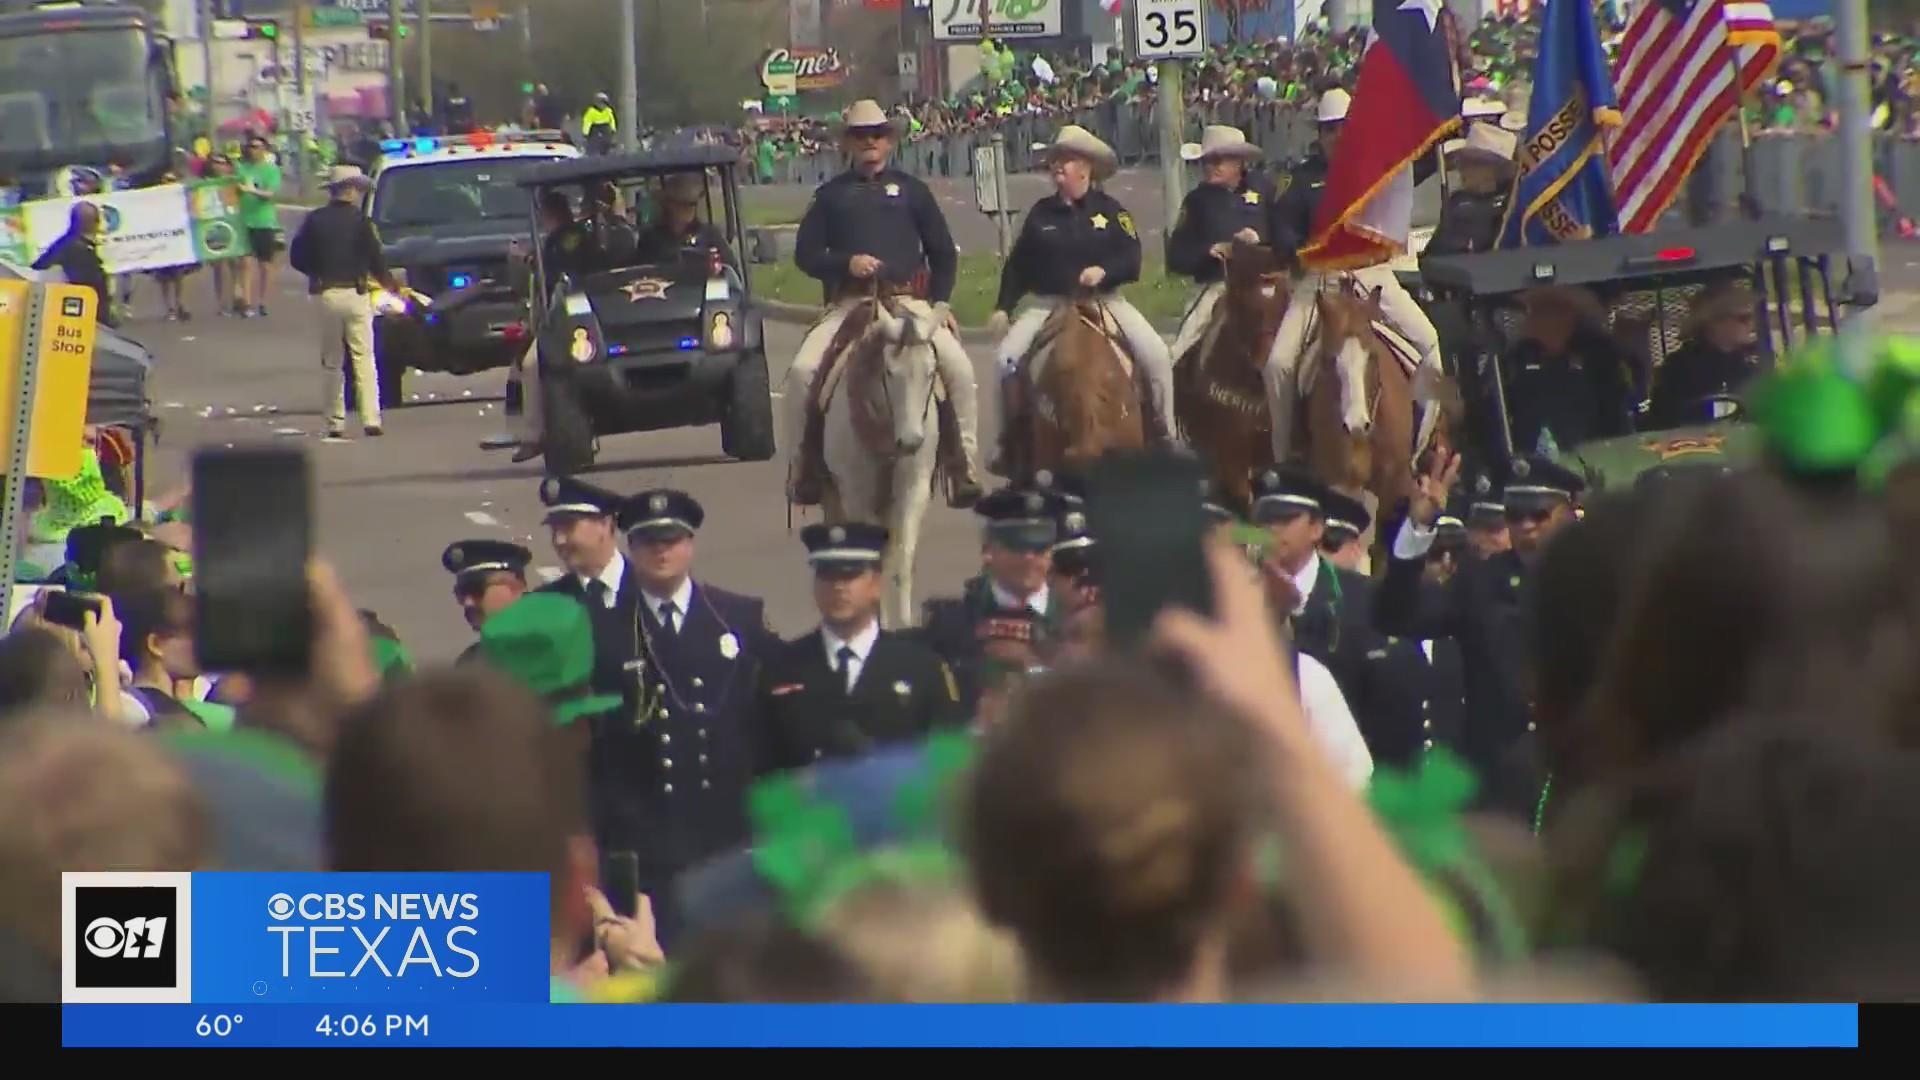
[
  {"left": 1262, "top": 264, "right": 1440, "bottom": 462},
  {"left": 993, "top": 295, "right": 1175, "bottom": 433},
  {"left": 1167, "top": 282, "right": 1227, "bottom": 363},
  {"left": 319, "top": 287, "right": 380, "bottom": 429},
  {"left": 782, "top": 296, "right": 981, "bottom": 474}
]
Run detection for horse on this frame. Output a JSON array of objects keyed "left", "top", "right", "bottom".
[
  {"left": 1173, "top": 241, "right": 1291, "bottom": 509},
  {"left": 1011, "top": 295, "right": 1145, "bottom": 480},
  {"left": 817, "top": 295, "right": 943, "bottom": 628},
  {"left": 1300, "top": 285, "right": 1454, "bottom": 553}
]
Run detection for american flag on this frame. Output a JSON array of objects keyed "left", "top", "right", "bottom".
[{"left": 1609, "top": 0, "right": 1780, "bottom": 234}]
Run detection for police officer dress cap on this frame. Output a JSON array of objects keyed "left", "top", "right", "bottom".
[
  {"left": 1319, "top": 489, "right": 1372, "bottom": 541},
  {"left": 1250, "top": 466, "right": 1332, "bottom": 524},
  {"left": 443, "top": 539, "right": 533, "bottom": 579},
  {"left": 1503, "top": 455, "right": 1586, "bottom": 505},
  {"left": 540, "top": 475, "right": 623, "bottom": 520},
  {"left": 620, "top": 488, "right": 704, "bottom": 538},
  {"left": 1181, "top": 125, "right": 1263, "bottom": 162},
  {"left": 802, "top": 522, "right": 888, "bottom": 568},
  {"left": 840, "top": 99, "right": 901, "bottom": 135},
  {"left": 976, "top": 482, "right": 1061, "bottom": 550},
  {"left": 1046, "top": 125, "right": 1118, "bottom": 179}
]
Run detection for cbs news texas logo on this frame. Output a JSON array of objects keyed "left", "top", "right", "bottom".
[{"left": 63, "top": 872, "right": 193, "bottom": 1004}]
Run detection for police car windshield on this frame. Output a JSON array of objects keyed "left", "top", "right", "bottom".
[{"left": 372, "top": 159, "right": 552, "bottom": 227}]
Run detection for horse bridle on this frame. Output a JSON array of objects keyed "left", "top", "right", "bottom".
[{"left": 866, "top": 292, "right": 941, "bottom": 461}]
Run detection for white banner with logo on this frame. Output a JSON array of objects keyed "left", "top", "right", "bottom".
[
  {"left": 1, "top": 182, "right": 245, "bottom": 275},
  {"left": 932, "top": 0, "right": 1064, "bottom": 40}
]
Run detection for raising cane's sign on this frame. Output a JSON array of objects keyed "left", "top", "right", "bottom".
[{"left": 759, "top": 47, "right": 850, "bottom": 92}]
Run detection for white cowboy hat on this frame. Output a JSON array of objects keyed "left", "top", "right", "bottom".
[
  {"left": 325, "top": 164, "right": 371, "bottom": 191},
  {"left": 660, "top": 172, "right": 706, "bottom": 204},
  {"left": 1180, "top": 124, "right": 1263, "bottom": 162},
  {"left": 1316, "top": 88, "right": 1352, "bottom": 124},
  {"left": 1045, "top": 124, "right": 1118, "bottom": 179},
  {"left": 840, "top": 99, "right": 901, "bottom": 134},
  {"left": 1462, "top": 96, "right": 1507, "bottom": 120},
  {"left": 1445, "top": 122, "right": 1518, "bottom": 172}
]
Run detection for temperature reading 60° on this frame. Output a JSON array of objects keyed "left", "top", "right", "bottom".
[{"left": 195, "top": 1014, "right": 244, "bottom": 1038}]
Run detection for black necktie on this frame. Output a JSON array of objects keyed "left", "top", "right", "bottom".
[
  {"left": 586, "top": 579, "right": 610, "bottom": 609},
  {"left": 657, "top": 601, "right": 679, "bottom": 636},
  {"left": 835, "top": 645, "right": 857, "bottom": 693}
]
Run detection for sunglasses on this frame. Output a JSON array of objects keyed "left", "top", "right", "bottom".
[{"left": 1503, "top": 504, "right": 1560, "bottom": 524}]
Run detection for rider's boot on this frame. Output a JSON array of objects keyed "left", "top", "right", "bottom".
[
  {"left": 788, "top": 407, "right": 829, "bottom": 506},
  {"left": 936, "top": 398, "right": 983, "bottom": 509}
]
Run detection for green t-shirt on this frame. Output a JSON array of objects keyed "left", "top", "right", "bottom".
[{"left": 235, "top": 159, "right": 282, "bottom": 230}]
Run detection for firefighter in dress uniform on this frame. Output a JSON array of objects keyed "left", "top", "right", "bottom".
[
  {"left": 441, "top": 539, "right": 533, "bottom": 664},
  {"left": 985, "top": 125, "right": 1176, "bottom": 474},
  {"left": 785, "top": 99, "right": 985, "bottom": 509},
  {"left": 1165, "top": 125, "right": 1283, "bottom": 363},
  {"left": 755, "top": 521, "right": 964, "bottom": 776}
]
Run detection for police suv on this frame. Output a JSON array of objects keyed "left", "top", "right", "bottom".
[{"left": 361, "top": 131, "right": 580, "bottom": 405}]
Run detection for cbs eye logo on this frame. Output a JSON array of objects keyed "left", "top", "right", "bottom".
[
  {"left": 63, "top": 873, "right": 192, "bottom": 1003},
  {"left": 267, "top": 893, "right": 296, "bottom": 920},
  {"left": 83, "top": 914, "right": 169, "bottom": 959}
]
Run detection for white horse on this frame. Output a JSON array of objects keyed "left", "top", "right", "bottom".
[{"left": 819, "top": 297, "right": 943, "bottom": 628}]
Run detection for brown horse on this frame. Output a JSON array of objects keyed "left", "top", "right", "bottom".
[
  {"left": 1173, "top": 241, "right": 1291, "bottom": 509},
  {"left": 1014, "top": 296, "right": 1144, "bottom": 479},
  {"left": 1301, "top": 286, "right": 1450, "bottom": 538}
]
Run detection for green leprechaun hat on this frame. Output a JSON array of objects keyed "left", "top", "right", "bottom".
[{"left": 478, "top": 593, "right": 623, "bottom": 725}]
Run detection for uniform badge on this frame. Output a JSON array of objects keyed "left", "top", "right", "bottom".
[
  {"left": 1089, "top": 213, "right": 1110, "bottom": 230},
  {"left": 1242, "top": 190, "right": 1261, "bottom": 205},
  {"left": 892, "top": 680, "right": 911, "bottom": 698},
  {"left": 1512, "top": 458, "right": 1531, "bottom": 478},
  {"left": 1275, "top": 173, "right": 1292, "bottom": 196},
  {"left": 1509, "top": 574, "right": 1523, "bottom": 590},
  {"left": 829, "top": 525, "right": 847, "bottom": 544},
  {"left": 1474, "top": 474, "right": 1492, "bottom": 495},
  {"left": 623, "top": 277, "right": 673, "bottom": 301},
  {"left": 649, "top": 493, "right": 668, "bottom": 514},
  {"left": 718, "top": 632, "right": 740, "bottom": 660},
  {"left": 884, "top": 182, "right": 901, "bottom": 197},
  {"left": 562, "top": 233, "right": 580, "bottom": 252},
  {"left": 1064, "top": 511, "right": 1085, "bottom": 534},
  {"left": 569, "top": 327, "right": 596, "bottom": 362},
  {"left": 1118, "top": 211, "right": 1137, "bottom": 238}
]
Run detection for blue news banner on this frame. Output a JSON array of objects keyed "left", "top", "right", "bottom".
[{"left": 59, "top": 873, "right": 1861, "bottom": 1047}]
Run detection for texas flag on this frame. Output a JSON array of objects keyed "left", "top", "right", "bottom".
[
  {"left": 1100, "top": 0, "right": 1125, "bottom": 13},
  {"left": 1299, "top": 0, "right": 1461, "bottom": 269}
]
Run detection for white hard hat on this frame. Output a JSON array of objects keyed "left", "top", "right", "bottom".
[{"left": 1317, "top": 88, "right": 1352, "bottom": 124}]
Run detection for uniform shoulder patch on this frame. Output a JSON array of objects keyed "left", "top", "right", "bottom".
[
  {"left": 1117, "top": 211, "right": 1137, "bottom": 238},
  {"left": 940, "top": 661, "right": 959, "bottom": 705},
  {"left": 1275, "top": 172, "right": 1292, "bottom": 197},
  {"left": 562, "top": 233, "right": 580, "bottom": 252}
]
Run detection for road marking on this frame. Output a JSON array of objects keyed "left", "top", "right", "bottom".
[
  {"left": 465, "top": 511, "right": 503, "bottom": 528},
  {"left": 535, "top": 565, "right": 563, "bottom": 582}
]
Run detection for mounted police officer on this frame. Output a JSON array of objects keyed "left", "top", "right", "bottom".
[
  {"left": 755, "top": 522, "right": 963, "bottom": 775},
  {"left": 921, "top": 476, "right": 1069, "bottom": 715},
  {"left": 441, "top": 539, "right": 532, "bottom": 664},
  {"left": 786, "top": 99, "right": 984, "bottom": 510},
  {"left": 1374, "top": 452, "right": 1584, "bottom": 817},
  {"left": 986, "top": 125, "right": 1175, "bottom": 473},
  {"left": 1166, "top": 125, "right": 1281, "bottom": 362},
  {"left": 1263, "top": 87, "right": 1445, "bottom": 466},
  {"left": 534, "top": 477, "right": 775, "bottom": 944},
  {"left": 1428, "top": 122, "right": 1517, "bottom": 257}
]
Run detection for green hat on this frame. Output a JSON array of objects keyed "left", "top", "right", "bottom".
[{"left": 477, "top": 594, "right": 623, "bottom": 725}]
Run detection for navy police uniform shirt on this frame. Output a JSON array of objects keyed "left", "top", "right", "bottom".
[
  {"left": 753, "top": 628, "right": 963, "bottom": 776},
  {"left": 1165, "top": 174, "right": 1284, "bottom": 283},
  {"left": 542, "top": 219, "right": 602, "bottom": 279},
  {"left": 795, "top": 167, "right": 959, "bottom": 302},
  {"left": 1271, "top": 149, "right": 1332, "bottom": 260},
  {"left": 635, "top": 220, "right": 736, "bottom": 269},
  {"left": 994, "top": 189, "right": 1142, "bottom": 311},
  {"left": 1358, "top": 634, "right": 1468, "bottom": 770},
  {"left": 1505, "top": 329, "right": 1637, "bottom": 454},
  {"left": 1426, "top": 190, "right": 1510, "bottom": 257}
]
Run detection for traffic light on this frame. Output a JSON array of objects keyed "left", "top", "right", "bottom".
[
  {"left": 245, "top": 19, "right": 278, "bottom": 41},
  {"left": 368, "top": 21, "right": 410, "bottom": 41}
]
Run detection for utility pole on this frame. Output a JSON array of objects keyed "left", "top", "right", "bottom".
[
  {"left": 619, "top": 0, "right": 639, "bottom": 150},
  {"left": 419, "top": 0, "right": 433, "bottom": 125},
  {"left": 198, "top": 0, "right": 216, "bottom": 148},
  {"left": 1834, "top": 0, "right": 1879, "bottom": 322},
  {"left": 293, "top": 1, "right": 309, "bottom": 189},
  {"left": 387, "top": 0, "right": 406, "bottom": 132},
  {"left": 1155, "top": 60, "right": 1184, "bottom": 251}
]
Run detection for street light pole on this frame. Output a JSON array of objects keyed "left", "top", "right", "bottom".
[
  {"left": 387, "top": 0, "right": 405, "bottom": 132},
  {"left": 419, "top": 0, "right": 433, "bottom": 125},
  {"left": 619, "top": 0, "right": 639, "bottom": 150},
  {"left": 1155, "top": 60, "right": 1184, "bottom": 251},
  {"left": 198, "top": 0, "right": 216, "bottom": 148},
  {"left": 1834, "top": 0, "right": 1879, "bottom": 323},
  {"left": 293, "top": 1, "right": 309, "bottom": 188}
]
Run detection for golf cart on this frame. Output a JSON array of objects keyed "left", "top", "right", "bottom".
[
  {"left": 515, "top": 146, "right": 775, "bottom": 474},
  {"left": 1417, "top": 215, "right": 1866, "bottom": 492}
]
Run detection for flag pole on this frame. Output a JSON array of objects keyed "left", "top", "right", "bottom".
[{"left": 1728, "top": 51, "right": 1761, "bottom": 221}]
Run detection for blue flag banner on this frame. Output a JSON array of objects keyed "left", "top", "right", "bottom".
[{"left": 1499, "top": 0, "right": 1623, "bottom": 247}]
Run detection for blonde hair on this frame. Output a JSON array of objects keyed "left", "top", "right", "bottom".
[
  {"left": 0, "top": 715, "right": 209, "bottom": 958},
  {"left": 817, "top": 879, "right": 1024, "bottom": 1002}
]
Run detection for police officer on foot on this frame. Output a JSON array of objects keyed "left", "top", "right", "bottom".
[
  {"left": 1166, "top": 124, "right": 1280, "bottom": 362},
  {"left": 287, "top": 165, "right": 401, "bottom": 440},
  {"left": 755, "top": 522, "right": 963, "bottom": 776},
  {"left": 986, "top": 125, "right": 1176, "bottom": 474},
  {"left": 786, "top": 99, "right": 985, "bottom": 510},
  {"left": 442, "top": 539, "right": 533, "bottom": 663},
  {"left": 1374, "top": 452, "right": 1584, "bottom": 817},
  {"left": 1317, "top": 488, "right": 1371, "bottom": 573},
  {"left": 582, "top": 92, "right": 618, "bottom": 154}
]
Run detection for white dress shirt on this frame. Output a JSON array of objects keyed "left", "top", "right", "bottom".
[
  {"left": 1288, "top": 552, "right": 1322, "bottom": 615},
  {"left": 639, "top": 576, "right": 695, "bottom": 632},
  {"left": 1392, "top": 516, "right": 1438, "bottom": 561},
  {"left": 576, "top": 554, "right": 628, "bottom": 609},
  {"left": 820, "top": 619, "right": 881, "bottom": 691},
  {"left": 1297, "top": 653, "right": 1375, "bottom": 789},
  {"left": 990, "top": 580, "right": 1050, "bottom": 616}
]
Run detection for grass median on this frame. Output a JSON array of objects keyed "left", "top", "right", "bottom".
[{"left": 752, "top": 251, "right": 1194, "bottom": 329}]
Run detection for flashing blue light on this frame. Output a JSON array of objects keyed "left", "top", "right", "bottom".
[
  {"left": 413, "top": 137, "right": 436, "bottom": 154},
  {"left": 607, "top": 344, "right": 629, "bottom": 356},
  {"left": 424, "top": 313, "right": 439, "bottom": 324},
  {"left": 677, "top": 337, "right": 700, "bottom": 351},
  {"left": 448, "top": 273, "right": 473, "bottom": 290},
  {"left": 379, "top": 139, "right": 407, "bottom": 153}
]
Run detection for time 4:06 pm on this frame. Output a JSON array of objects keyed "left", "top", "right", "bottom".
[{"left": 315, "top": 1013, "right": 430, "bottom": 1038}]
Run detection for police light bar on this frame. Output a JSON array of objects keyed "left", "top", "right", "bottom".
[
  {"left": 448, "top": 272, "right": 474, "bottom": 290},
  {"left": 1623, "top": 247, "right": 1698, "bottom": 272}
]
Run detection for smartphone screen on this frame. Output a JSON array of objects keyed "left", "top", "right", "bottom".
[
  {"left": 1085, "top": 451, "right": 1214, "bottom": 650},
  {"left": 42, "top": 590, "right": 101, "bottom": 632},
  {"left": 191, "top": 446, "right": 313, "bottom": 676},
  {"left": 604, "top": 851, "right": 641, "bottom": 919}
]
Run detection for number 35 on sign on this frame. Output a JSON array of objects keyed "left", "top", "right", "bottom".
[{"left": 1132, "top": 0, "right": 1206, "bottom": 61}]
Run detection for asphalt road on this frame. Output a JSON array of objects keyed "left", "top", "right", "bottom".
[{"left": 132, "top": 264, "right": 1006, "bottom": 665}]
